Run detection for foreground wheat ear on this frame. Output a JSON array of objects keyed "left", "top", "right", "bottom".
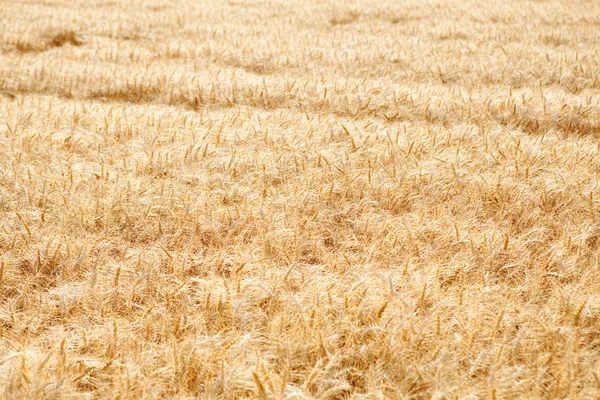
[{"left": 1, "top": 0, "right": 600, "bottom": 398}]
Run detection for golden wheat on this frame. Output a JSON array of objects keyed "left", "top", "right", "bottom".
[{"left": 1, "top": 0, "right": 600, "bottom": 398}]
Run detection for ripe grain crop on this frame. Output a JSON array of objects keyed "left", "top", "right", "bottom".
[{"left": 2, "top": 0, "right": 600, "bottom": 398}]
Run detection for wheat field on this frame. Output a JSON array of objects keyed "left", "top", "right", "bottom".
[{"left": 1, "top": 0, "right": 600, "bottom": 398}]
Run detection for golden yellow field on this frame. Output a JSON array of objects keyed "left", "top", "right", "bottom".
[{"left": 2, "top": 0, "right": 600, "bottom": 398}]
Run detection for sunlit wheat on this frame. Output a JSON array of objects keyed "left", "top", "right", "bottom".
[{"left": 1, "top": 0, "right": 600, "bottom": 398}]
